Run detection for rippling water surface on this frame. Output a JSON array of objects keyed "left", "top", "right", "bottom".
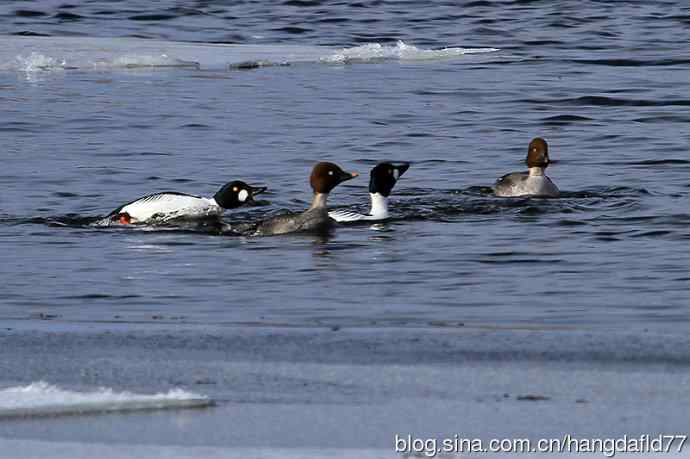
[{"left": 2, "top": 1, "right": 690, "bottom": 332}]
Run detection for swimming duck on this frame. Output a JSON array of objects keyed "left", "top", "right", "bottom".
[
  {"left": 493, "top": 137, "right": 560, "bottom": 198},
  {"left": 329, "top": 162, "right": 410, "bottom": 222},
  {"left": 102, "top": 180, "right": 266, "bottom": 225},
  {"left": 251, "top": 162, "right": 358, "bottom": 236}
]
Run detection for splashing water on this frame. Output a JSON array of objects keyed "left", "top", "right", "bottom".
[{"left": 15, "top": 52, "right": 67, "bottom": 72}]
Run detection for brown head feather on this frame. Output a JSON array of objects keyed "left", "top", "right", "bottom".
[
  {"left": 526, "top": 137, "right": 549, "bottom": 168},
  {"left": 309, "top": 162, "right": 358, "bottom": 194}
]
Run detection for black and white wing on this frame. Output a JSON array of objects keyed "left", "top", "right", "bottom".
[
  {"left": 329, "top": 209, "right": 375, "bottom": 222},
  {"left": 104, "top": 192, "right": 220, "bottom": 224}
]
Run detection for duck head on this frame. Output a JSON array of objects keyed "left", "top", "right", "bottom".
[
  {"left": 310, "top": 162, "right": 358, "bottom": 194},
  {"left": 214, "top": 180, "right": 267, "bottom": 209},
  {"left": 526, "top": 137, "right": 550, "bottom": 169},
  {"left": 369, "top": 162, "right": 410, "bottom": 197}
]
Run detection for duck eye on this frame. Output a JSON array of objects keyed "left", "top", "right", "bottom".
[
  {"left": 232, "top": 186, "right": 238, "bottom": 192},
  {"left": 388, "top": 169, "right": 393, "bottom": 175},
  {"left": 328, "top": 170, "right": 334, "bottom": 176}
]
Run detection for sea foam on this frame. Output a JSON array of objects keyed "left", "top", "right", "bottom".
[
  {"left": 322, "top": 40, "right": 499, "bottom": 63},
  {"left": 14, "top": 52, "right": 67, "bottom": 72}
]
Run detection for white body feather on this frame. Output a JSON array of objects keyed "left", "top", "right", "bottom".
[
  {"left": 493, "top": 169, "right": 560, "bottom": 198},
  {"left": 329, "top": 193, "right": 390, "bottom": 222},
  {"left": 115, "top": 193, "right": 222, "bottom": 223}
]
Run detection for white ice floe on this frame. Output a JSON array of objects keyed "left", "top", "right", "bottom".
[
  {"left": 3, "top": 441, "right": 687, "bottom": 459},
  {"left": 0, "top": 381, "right": 212, "bottom": 417},
  {"left": 0, "top": 36, "right": 499, "bottom": 73},
  {"left": 0, "top": 442, "right": 405, "bottom": 459}
]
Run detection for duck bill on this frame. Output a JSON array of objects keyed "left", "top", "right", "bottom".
[
  {"left": 395, "top": 163, "right": 410, "bottom": 178},
  {"left": 243, "top": 185, "right": 267, "bottom": 203},
  {"left": 339, "top": 171, "right": 359, "bottom": 183},
  {"left": 249, "top": 185, "right": 267, "bottom": 196}
]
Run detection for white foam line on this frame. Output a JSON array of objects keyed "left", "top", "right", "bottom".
[
  {"left": 0, "top": 382, "right": 212, "bottom": 418},
  {"left": 321, "top": 40, "right": 499, "bottom": 63}
]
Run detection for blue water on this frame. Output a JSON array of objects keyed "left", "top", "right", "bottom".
[
  {"left": 2, "top": 1, "right": 690, "bottom": 331},
  {"left": 3, "top": 2, "right": 690, "bottom": 454}
]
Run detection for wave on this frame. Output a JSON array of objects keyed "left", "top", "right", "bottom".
[
  {"left": 0, "top": 185, "right": 651, "bottom": 234},
  {"left": 0, "top": 382, "right": 212, "bottom": 418},
  {"left": 0, "top": 36, "right": 499, "bottom": 73},
  {"left": 521, "top": 95, "right": 690, "bottom": 107}
]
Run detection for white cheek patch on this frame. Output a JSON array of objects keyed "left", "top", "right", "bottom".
[
  {"left": 238, "top": 189, "right": 249, "bottom": 202},
  {"left": 393, "top": 170, "right": 400, "bottom": 180}
]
